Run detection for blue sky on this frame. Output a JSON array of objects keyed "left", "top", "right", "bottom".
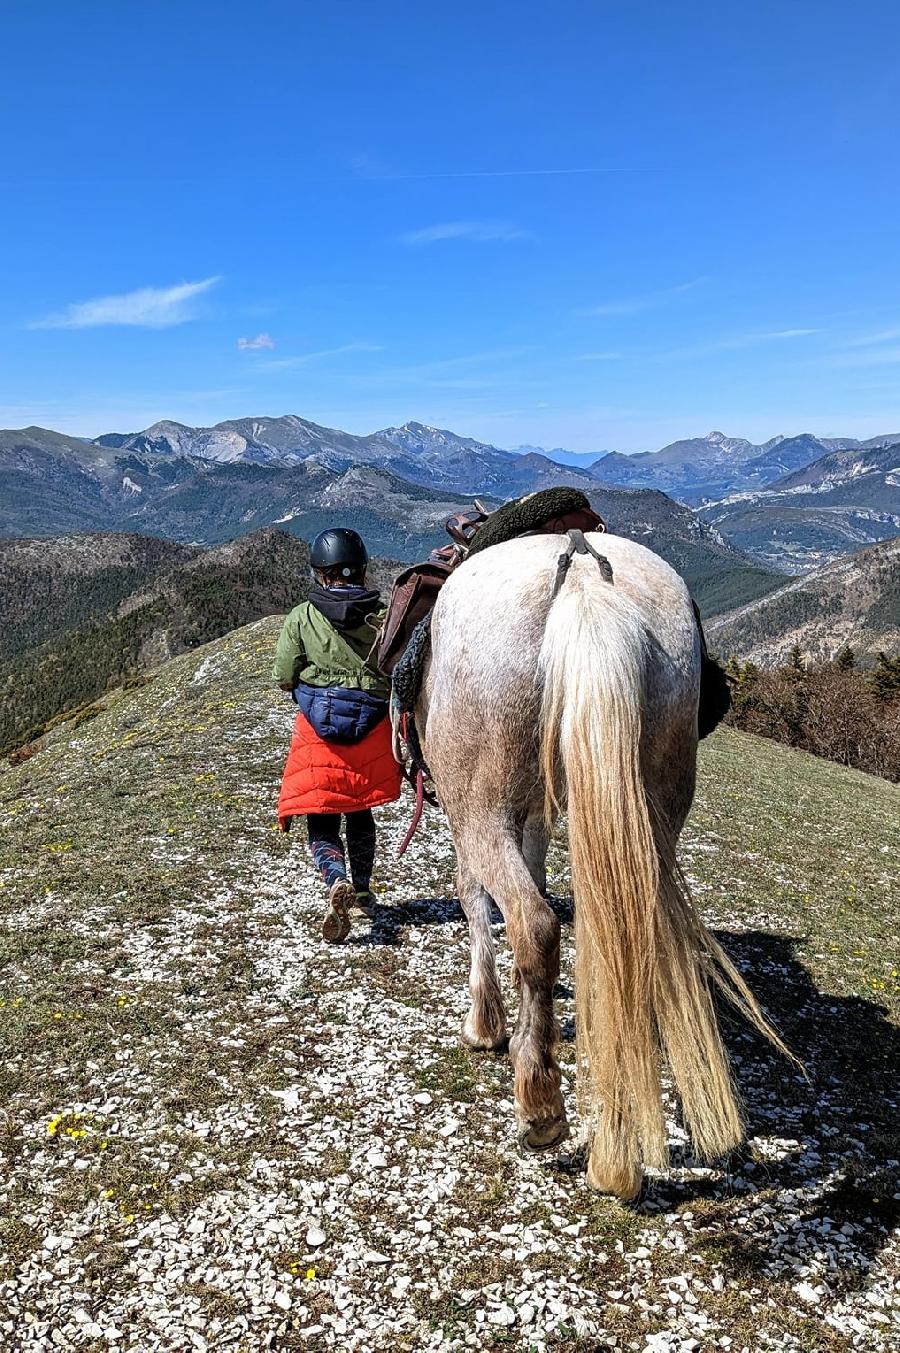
[{"left": 2, "top": 0, "right": 899, "bottom": 452}]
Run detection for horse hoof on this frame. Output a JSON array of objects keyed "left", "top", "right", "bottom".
[
  {"left": 460, "top": 1024, "right": 508, "bottom": 1054},
  {"left": 518, "top": 1113, "right": 570, "bottom": 1154}
]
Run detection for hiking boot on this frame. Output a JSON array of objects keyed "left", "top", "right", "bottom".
[
  {"left": 354, "top": 889, "right": 376, "bottom": 919},
  {"left": 322, "top": 880, "right": 354, "bottom": 943}
]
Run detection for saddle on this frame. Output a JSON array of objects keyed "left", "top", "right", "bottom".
[{"left": 376, "top": 488, "right": 605, "bottom": 676}]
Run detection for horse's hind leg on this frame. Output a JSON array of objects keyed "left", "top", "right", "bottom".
[
  {"left": 476, "top": 834, "right": 568, "bottom": 1152},
  {"left": 522, "top": 810, "right": 549, "bottom": 896},
  {"left": 458, "top": 859, "right": 507, "bottom": 1052}
]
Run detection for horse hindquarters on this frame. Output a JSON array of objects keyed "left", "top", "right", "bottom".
[{"left": 540, "top": 562, "right": 745, "bottom": 1199}]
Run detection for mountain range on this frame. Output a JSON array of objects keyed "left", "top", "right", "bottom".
[
  {"left": 2, "top": 415, "right": 899, "bottom": 578},
  {"left": 699, "top": 441, "right": 900, "bottom": 572},
  {"left": 588, "top": 430, "right": 900, "bottom": 505},
  {"left": 70, "top": 415, "right": 900, "bottom": 503},
  {"left": 0, "top": 421, "right": 785, "bottom": 614}
]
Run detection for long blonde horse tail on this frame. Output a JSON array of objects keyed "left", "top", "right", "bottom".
[{"left": 539, "top": 555, "right": 794, "bottom": 1198}]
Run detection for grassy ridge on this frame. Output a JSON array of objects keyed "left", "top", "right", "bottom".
[{"left": 0, "top": 617, "right": 897, "bottom": 1349}]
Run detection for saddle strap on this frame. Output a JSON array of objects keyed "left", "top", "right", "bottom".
[{"left": 551, "top": 528, "right": 614, "bottom": 599}]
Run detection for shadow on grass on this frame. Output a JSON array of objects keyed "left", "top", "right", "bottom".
[
  {"left": 561, "top": 929, "right": 900, "bottom": 1292},
  {"left": 357, "top": 897, "right": 899, "bottom": 1292},
  {"left": 360, "top": 888, "right": 573, "bottom": 950}
]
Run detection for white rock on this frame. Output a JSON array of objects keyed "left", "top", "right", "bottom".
[
  {"left": 488, "top": 1304, "right": 516, "bottom": 1327},
  {"left": 306, "top": 1227, "right": 327, "bottom": 1248}
]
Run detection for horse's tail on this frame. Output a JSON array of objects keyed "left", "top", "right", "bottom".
[{"left": 539, "top": 555, "right": 792, "bottom": 1198}]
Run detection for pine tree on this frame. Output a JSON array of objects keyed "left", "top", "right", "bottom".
[
  {"left": 869, "top": 651, "right": 900, "bottom": 702},
  {"left": 788, "top": 643, "right": 806, "bottom": 675},
  {"left": 730, "top": 658, "right": 759, "bottom": 715},
  {"left": 834, "top": 644, "right": 855, "bottom": 671}
]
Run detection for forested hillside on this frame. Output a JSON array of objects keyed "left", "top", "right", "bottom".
[
  {"left": 708, "top": 537, "right": 900, "bottom": 665},
  {"left": 0, "top": 529, "right": 311, "bottom": 756},
  {"left": 0, "top": 533, "right": 196, "bottom": 663}
]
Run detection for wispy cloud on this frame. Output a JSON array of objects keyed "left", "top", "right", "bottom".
[
  {"left": 257, "top": 342, "right": 383, "bottom": 372},
  {"left": 708, "top": 328, "right": 820, "bottom": 351},
  {"left": 585, "top": 278, "right": 704, "bottom": 317},
  {"left": 349, "top": 152, "right": 396, "bottom": 179},
  {"left": 660, "top": 328, "right": 821, "bottom": 360},
  {"left": 845, "top": 326, "right": 900, "bottom": 347},
  {"left": 350, "top": 158, "right": 646, "bottom": 183},
  {"left": 827, "top": 345, "right": 900, "bottom": 368},
  {"left": 236, "top": 332, "right": 275, "bottom": 351},
  {"left": 576, "top": 351, "right": 624, "bottom": 361},
  {"left": 31, "top": 276, "right": 221, "bottom": 329},
  {"left": 400, "top": 220, "right": 529, "bottom": 246},
  {"left": 352, "top": 346, "right": 537, "bottom": 387}
]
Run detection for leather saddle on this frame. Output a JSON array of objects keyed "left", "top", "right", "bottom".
[{"left": 376, "top": 489, "right": 605, "bottom": 676}]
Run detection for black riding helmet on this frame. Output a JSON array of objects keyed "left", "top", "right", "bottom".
[{"left": 309, "top": 527, "right": 368, "bottom": 573}]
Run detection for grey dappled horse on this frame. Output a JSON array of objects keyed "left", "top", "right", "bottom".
[{"left": 417, "top": 532, "right": 786, "bottom": 1199}]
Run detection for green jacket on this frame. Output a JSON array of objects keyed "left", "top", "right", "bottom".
[{"left": 272, "top": 602, "right": 390, "bottom": 698}]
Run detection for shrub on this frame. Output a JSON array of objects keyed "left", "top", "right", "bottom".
[{"left": 725, "top": 653, "right": 900, "bottom": 781}]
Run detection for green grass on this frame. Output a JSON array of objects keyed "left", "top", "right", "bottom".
[{"left": 689, "top": 728, "right": 899, "bottom": 1010}]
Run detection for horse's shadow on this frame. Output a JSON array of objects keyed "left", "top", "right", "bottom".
[
  {"left": 555, "top": 929, "right": 900, "bottom": 1292},
  {"left": 357, "top": 889, "right": 572, "bottom": 949},
  {"left": 353, "top": 894, "right": 899, "bottom": 1291}
]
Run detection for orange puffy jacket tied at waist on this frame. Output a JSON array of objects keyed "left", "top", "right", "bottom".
[{"left": 277, "top": 711, "right": 402, "bottom": 830}]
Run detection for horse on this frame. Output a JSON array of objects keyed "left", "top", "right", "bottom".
[{"left": 416, "top": 530, "right": 790, "bottom": 1199}]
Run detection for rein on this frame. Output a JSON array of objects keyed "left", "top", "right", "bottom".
[{"left": 395, "top": 711, "right": 438, "bottom": 858}]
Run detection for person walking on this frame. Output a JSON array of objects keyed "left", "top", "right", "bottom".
[{"left": 274, "top": 528, "right": 401, "bottom": 942}]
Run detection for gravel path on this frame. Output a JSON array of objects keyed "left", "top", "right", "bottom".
[{"left": 0, "top": 618, "right": 897, "bottom": 1351}]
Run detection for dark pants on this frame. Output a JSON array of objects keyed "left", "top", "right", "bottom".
[{"left": 307, "top": 810, "right": 377, "bottom": 892}]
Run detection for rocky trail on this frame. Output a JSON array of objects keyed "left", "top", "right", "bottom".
[{"left": 0, "top": 618, "right": 897, "bottom": 1352}]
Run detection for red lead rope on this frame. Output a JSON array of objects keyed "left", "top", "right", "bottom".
[
  {"left": 396, "top": 766, "right": 427, "bottom": 858},
  {"left": 395, "top": 712, "right": 436, "bottom": 857}
]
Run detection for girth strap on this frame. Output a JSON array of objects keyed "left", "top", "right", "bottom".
[{"left": 551, "top": 528, "right": 614, "bottom": 598}]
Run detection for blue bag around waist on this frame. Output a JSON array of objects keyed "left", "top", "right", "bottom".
[{"left": 293, "top": 682, "right": 389, "bottom": 745}]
